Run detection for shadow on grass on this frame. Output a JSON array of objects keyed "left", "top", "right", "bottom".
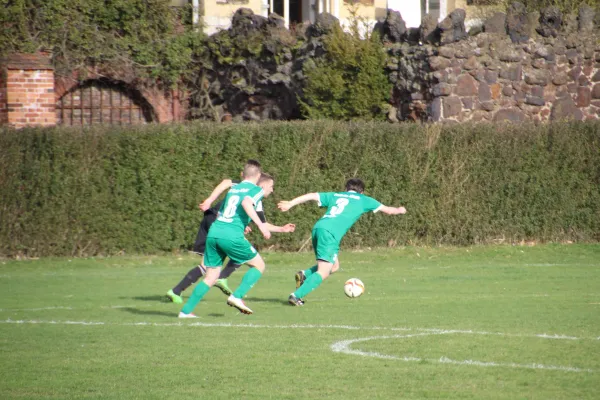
[
  {"left": 119, "top": 307, "right": 175, "bottom": 318},
  {"left": 122, "top": 295, "right": 175, "bottom": 303},
  {"left": 120, "top": 295, "right": 289, "bottom": 311},
  {"left": 244, "top": 297, "right": 290, "bottom": 306}
]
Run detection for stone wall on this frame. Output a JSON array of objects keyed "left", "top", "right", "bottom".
[
  {"left": 383, "top": 4, "right": 600, "bottom": 122},
  {"left": 190, "top": 3, "right": 600, "bottom": 123},
  {"left": 2, "top": 3, "right": 599, "bottom": 126}
]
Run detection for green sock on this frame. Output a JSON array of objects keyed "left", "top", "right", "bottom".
[
  {"left": 232, "top": 268, "right": 262, "bottom": 299},
  {"left": 303, "top": 265, "right": 318, "bottom": 278},
  {"left": 294, "top": 272, "right": 323, "bottom": 299},
  {"left": 181, "top": 281, "right": 210, "bottom": 314}
]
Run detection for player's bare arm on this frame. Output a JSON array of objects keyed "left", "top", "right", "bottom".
[
  {"left": 379, "top": 205, "right": 407, "bottom": 215},
  {"left": 242, "top": 197, "right": 271, "bottom": 239},
  {"left": 199, "top": 179, "right": 234, "bottom": 211},
  {"left": 278, "top": 192, "right": 320, "bottom": 211},
  {"left": 264, "top": 222, "right": 296, "bottom": 233}
]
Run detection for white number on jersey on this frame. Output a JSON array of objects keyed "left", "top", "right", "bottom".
[
  {"left": 222, "top": 195, "right": 240, "bottom": 219},
  {"left": 325, "top": 198, "right": 349, "bottom": 218}
]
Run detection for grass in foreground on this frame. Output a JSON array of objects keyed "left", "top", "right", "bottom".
[{"left": 1, "top": 244, "right": 599, "bottom": 399}]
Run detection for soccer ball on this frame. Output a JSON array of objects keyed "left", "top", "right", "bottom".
[{"left": 344, "top": 278, "right": 365, "bottom": 298}]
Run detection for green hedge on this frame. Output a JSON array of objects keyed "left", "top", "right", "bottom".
[{"left": 1, "top": 121, "right": 599, "bottom": 257}]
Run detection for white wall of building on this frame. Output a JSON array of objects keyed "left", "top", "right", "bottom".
[{"left": 386, "top": 0, "right": 421, "bottom": 28}]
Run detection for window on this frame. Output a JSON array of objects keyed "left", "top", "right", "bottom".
[{"left": 57, "top": 80, "right": 155, "bottom": 126}]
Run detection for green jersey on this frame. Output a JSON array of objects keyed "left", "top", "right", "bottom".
[
  {"left": 208, "top": 181, "right": 264, "bottom": 239},
  {"left": 313, "top": 191, "right": 382, "bottom": 242}
]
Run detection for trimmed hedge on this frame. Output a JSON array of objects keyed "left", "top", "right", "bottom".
[{"left": 1, "top": 121, "right": 599, "bottom": 257}]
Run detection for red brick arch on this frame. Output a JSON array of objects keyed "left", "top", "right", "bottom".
[{"left": 56, "top": 79, "right": 156, "bottom": 126}]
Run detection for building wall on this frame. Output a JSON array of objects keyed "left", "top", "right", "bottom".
[
  {"left": 204, "top": 0, "right": 267, "bottom": 34},
  {"left": 338, "top": 0, "right": 385, "bottom": 21},
  {"left": 337, "top": 0, "right": 387, "bottom": 35},
  {"left": 453, "top": 0, "right": 500, "bottom": 28}
]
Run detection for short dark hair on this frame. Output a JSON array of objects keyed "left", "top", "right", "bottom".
[
  {"left": 242, "top": 161, "right": 262, "bottom": 179},
  {"left": 246, "top": 159, "right": 261, "bottom": 168},
  {"left": 258, "top": 172, "right": 274, "bottom": 185},
  {"left": 345, "top": 178, "right": 365, "bottom": 193}
]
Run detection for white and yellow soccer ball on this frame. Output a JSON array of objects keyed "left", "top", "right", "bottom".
[{"left": 344, "top": 278, "right": 365, "bottom": 298}]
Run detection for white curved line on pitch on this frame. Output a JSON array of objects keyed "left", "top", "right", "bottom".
[{"left": 330, "top": 334, "right": 594, "bottom": 373}]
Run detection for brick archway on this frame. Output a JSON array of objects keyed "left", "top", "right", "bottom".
[{"left": 56, "top": 79, "right": 155, "bottom": 126}]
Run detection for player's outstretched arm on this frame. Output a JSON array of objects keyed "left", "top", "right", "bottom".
[
  {"left": 278, "top": 192, "right": 320, "bottom": 211},
  {"left": 242, "top": 197, "right": 271, "bottom": 239},
  {"left": 379, "top": 205, "right": 407, "bottom": 215},
  {"left": 264, "top": 222, "right": 296, "bottom": 233},
  {"left": 199, "top": 179, "right": 233, "bottom": 211}
]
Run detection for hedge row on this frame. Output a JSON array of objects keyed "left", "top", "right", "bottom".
[{"left": 1, "top": 121, "right": 599, "bottom": 257}]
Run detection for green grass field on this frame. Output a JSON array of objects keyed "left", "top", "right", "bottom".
[{"left": 1, "top": 244, "right": 599, "bottom": 399}]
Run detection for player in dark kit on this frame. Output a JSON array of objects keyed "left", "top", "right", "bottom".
[{"left": 166, "top": 160, "right": 265, "bottom": 304}]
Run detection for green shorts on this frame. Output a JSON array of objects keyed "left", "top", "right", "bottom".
[
  {"left": 312, "top": 228, "right": 339, "bottom": 265},
  {"left": 203, "top": 236, "right": 258, "bottom": 267}
]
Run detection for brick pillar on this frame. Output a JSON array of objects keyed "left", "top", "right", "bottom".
[
  {"left": 0, "top": 69, "right": 7, "bottom": 124},
  {"left": 0, "top": 53, "right": 56, "bottom": 128}
]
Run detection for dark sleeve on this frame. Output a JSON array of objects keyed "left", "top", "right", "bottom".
[
  {"left": 206, "top": 200, "right": 224, "bottom": 216},
  {"left": 257, "top": 211, "right": 266, "bottom": 223}
]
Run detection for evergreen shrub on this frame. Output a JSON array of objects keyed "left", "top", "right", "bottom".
[{"left": 1, "top": 121, "right": 599, "bottom": 257}]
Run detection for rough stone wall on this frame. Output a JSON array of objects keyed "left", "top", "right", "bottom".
[
  {"left": 3, "top": 4, "right": 598, "bottom": 126},
  {"left": 193, "top": 4, "right": 600, "bottom": 123},
  {"left": 384, "top": 4, "right": 600, "bottom": 122},
  {"left": 0, "top": 54, "right": 56, "bottom": 128},
  {"left": 388, "top": 31, "right": 600, "bottom": 123}
]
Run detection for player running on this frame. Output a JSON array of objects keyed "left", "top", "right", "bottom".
[
  {"left": 179, "top": 169, "right": 295, "bottom": 317},
  {"left": 278, "top": 178, "right": 406, "bottom": 306},
  {"left": 166, "top": 160, "right": 267, "bottom": 303}
]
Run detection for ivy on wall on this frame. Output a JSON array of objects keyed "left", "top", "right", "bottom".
[{"left": 0, "top": 0, "right": 205, "bottom": 86}]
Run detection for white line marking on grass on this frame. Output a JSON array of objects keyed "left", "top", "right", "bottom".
[
  {"left": 3, "top": 319, "right": 105, "bottom": 326},
  {"left": 330, "top": 333, "right": 594, "bottom": 373},
  {"left": 524, "top": 264, "right": 564, "bottom": 267},
  {"left": 1, "top": 319, "right": 596, "bottom": 341},
  {"left": 535, "top": 333, "right": 578, "bottom": 340},
  {"left": 0, "top": 319, "right": 377, "bottom": 330},
  {"left": 2, "top": 319, "right": 597, "bottom": 371},
  {"left": 437, "top": 356, "right": 591, "bottom": 373},
  {"left": 331, "top": 333, "right": 435, "bottom": 360},
  {"left": 0, "top": 306, "right": 74, "bottom": 312},
  {"left": 523, "top": 263, "right": 600, "bottom": 267},
  {"left": 400, "top": 328, "right": 581, "bottom": 341},
  {"left": 0, "top": 304, "right": 173, "bottom": 312}
]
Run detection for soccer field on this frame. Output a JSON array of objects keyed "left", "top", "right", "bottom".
[{"left": 1, "top": 244, "right": 599, "bottom": 399}]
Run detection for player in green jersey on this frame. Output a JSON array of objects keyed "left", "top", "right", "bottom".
[
  {"left": 166, "top": 160, "right": 263, "bottom": 303},
  {"left": 179, "top": 170, "right": 295, "bottom": 317},
  {"left": 278, "top": 178, "right": 406, "bottom": 306}
]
